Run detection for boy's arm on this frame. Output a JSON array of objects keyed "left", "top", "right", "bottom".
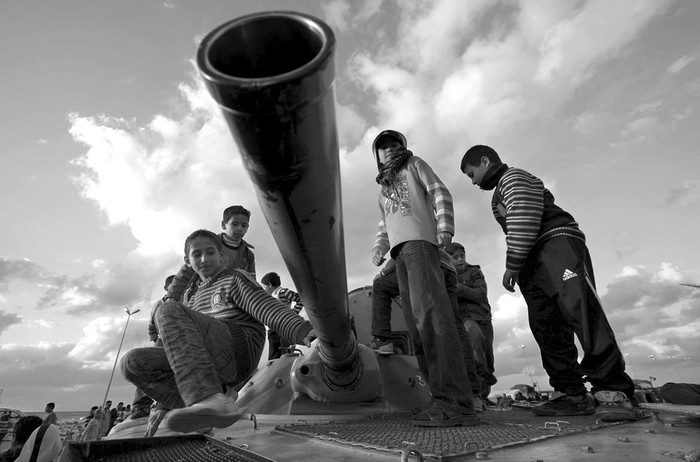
[
  {"left": 371, "top": 197, "right": 390, "bottom": 265},
  {"left": 414, "top": 158, "right": 455, "bottom": 243},
  {"left": 245, "top": 248, "right": 256, "bottom": 280},
  {"left": 280, "top": 288, "right": 304, "bottom": 314},
  {"left": 456, "top": 269, "right": 489, "bottom": 303},
  {"left": 501, "top": 169, "right": 544, "bottom": 271},
  {"left": 228, "top": 273, "right": 313, "bottom": 344},
  {"left": 164, "top": 264, "right": 197, "bottom": 302}
]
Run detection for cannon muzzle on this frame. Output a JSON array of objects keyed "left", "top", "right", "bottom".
[{"left": 197, "top": 11, "right": 378, "bottom": 400}]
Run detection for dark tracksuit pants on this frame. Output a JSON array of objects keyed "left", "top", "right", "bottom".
[{"left": 518, "top": 236, "right": 635, "bottom": 399}]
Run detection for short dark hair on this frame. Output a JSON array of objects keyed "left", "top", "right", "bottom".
[
  {"left": 46, "top": 402, "right": 55, "bottom": 410},
  {"left": 13, "top": 416, "right": 43, "bottom": 445},
  {"left": 460, "top": 145, "right": 502, "bottom": 172},
  {"left": 164, "top": 274, "right": 175, "bottom": 291},
  {"left": 223, "top": 205, "right": 251, "bottom": 223},
  {"left": 445, "top": 242, "right": 465, "bottom": 256},
  {"left": 261, "top": 272, "right": 281, "bottom": 287},
  {"left": 184, "top": 229, "right": 222, "bottom": 257}
]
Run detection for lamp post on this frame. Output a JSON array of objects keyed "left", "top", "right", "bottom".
[
  {"left": 649, "top": 354, "right": 661, "bottom": 385},
  {"left": 102, "top": 307, "right": 140, "bottom": 410},
  {"left": 520, "top": 344, "right": 537, "bottom": 391},
  {"left": 625, "top": 353, "right": 639, "bottom": 379}
]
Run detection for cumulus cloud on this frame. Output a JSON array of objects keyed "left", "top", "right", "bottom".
[
  {"left": 667, "top": 54, "right": 697, "bottom": 74},
  {"left": 0, "top": 310, "right": 22, "bottom": 336},
  {"left": 666, "top": 180, "right": 700, "bottom": 206},
  {"left": 602, "top": 263, "right": 700, "bottom": 365}
]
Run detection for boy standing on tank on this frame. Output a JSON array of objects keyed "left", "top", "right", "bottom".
[
  {"left": 220, "top": 205, "right": 256, "bottom": 280},
  {"left": 446, "top": 241, "right": 498, "bottom": 400},
  {"left": 261, "top": 271, "right": 305, "bottom": 360},
  {"left": 459, "top": 145, "right": 636, "bottom": 421},
  {"left": 371, "top": 129, "right": 479, "bottom": 427}
]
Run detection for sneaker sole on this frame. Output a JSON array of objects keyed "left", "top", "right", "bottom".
[{"left": 166, "top": 408, "right": 241, "bottom": 433}]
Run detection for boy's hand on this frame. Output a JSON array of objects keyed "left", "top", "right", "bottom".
[
  {"left": 502, "top": 269, "right": 519, "bottom": 292},
  {"left": 303, "top": 329, "right": 317, "bottom": 347},
  {"left": 371, "top": 250, "right": 385, "bottom": 267},
  {"left": 437, "top": 232, "right": 452, "bottom": 248}
]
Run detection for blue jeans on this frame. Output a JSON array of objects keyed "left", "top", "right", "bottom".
[
  {"left": 120, "top": 301, "right": 237, "bottom": 409},
  {"left": 394, "top": 240, "right": 475, "bottom": 413},
  {"left": 371, "top": 270, "right": 400, "bottom": 338}
]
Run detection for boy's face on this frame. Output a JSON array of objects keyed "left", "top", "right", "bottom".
[
  {"left": 463, "top": 156, "right": 490, "bottom": 187},
  {"left": 449, "top": 249, "right": 467, "bottom": 272},
  {"left": 262, "top": 282, "right": 275, "bottom": 295},
  {"left": 222, "top": 214, "right": 250, "bottom": 241},
  {"left": 377, "top": 140, "right": 403, "bottom": 164},
  {"left": 186, "top": 236, "right": 222, "bottom": 279}
]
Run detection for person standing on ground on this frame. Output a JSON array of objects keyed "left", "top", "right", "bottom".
[
  {"left": 371, "top": 129, "right": 479, "bottom": 427},
  {"left": 219, "top": 205, "right": 256, "bottom": 279},
  {"left": 460, "top": 144, "right": 636, "bottom": 421}
]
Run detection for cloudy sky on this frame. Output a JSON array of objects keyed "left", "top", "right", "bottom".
[{"left": 1, "top": 0, "right": 699, "bottom": 412}]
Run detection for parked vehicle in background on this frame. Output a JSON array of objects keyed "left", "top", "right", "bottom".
[{"left": 633, "top": 379, "right": 662, "bottom": 403}]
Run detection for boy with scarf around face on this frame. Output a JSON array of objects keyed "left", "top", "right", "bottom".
[
  {"left": 371, "top": 130, "right": 480, "bottom": 427},
  {"left": 459, "top": 145, "right": 637, "bottom": 421}
]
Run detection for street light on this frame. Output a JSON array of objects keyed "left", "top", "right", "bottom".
[
  {"left": 520, "top": 344, "right": 537, "bottom": 391},
  {"left": 625, "top": 353, "right": 639, "bottom": 379},
  {"left": 649, "top": 354, "right": 661, "bottom": 385},
  {"left": 102, "top": 307, "right": 141, "bottom": 410}
]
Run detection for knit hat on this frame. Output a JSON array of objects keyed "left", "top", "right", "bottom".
[{"left": 445, "top": 242, "right": 465, "bottom": 255}]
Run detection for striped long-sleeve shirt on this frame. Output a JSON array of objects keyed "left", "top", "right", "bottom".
[
  {"left": 161, "top": 265, "right": 313, "bottom": 369},
  {"left": 372, "top": 156, "right": 455, "bottom": 257},
  {"left": 271, "top": 287, "right": 304, "bottom": 314},
  {"left": 492, "top": 167, "right": 584, "bottom": 271}
]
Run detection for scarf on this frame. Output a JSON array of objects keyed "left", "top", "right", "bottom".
[
  {"left": 480, "top": 163, "right": 509, "bottom": 191},
  {"left": 375, "top": 147, "right": 413, "bottom": 188}
]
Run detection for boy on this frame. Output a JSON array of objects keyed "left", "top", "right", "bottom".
[
  {"left": 121, "top": 229, "right": 316, "bottom": 435},
  {"left": 260, "top": 272, "right": 305, "bottom": 359},
  {"left": 371, "top": 129, "right": 479, "bottom": 427},
  {"left": 460, "top": 144, "right": 636, "bottom": 421},
  {"left": 220, "top": 205, "right": 256, "bottom": 279},
  {"left": 446, "top": 242, "right": 498, "bottom": 400}
]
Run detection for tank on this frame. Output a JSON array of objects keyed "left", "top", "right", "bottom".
[{"left": 94, "top": 11, "right": 700, "bottom": 462}]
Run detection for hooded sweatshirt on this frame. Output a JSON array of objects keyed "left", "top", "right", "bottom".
[{"left": 371, "top": 130, "right": 455, "bottom": 257}]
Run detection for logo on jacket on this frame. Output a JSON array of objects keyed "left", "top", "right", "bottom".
[{"left": 562, "top": 269, "right": 578, "bottom": 281}]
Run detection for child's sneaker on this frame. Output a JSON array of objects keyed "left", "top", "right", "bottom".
[
  {"left": 532, "top": 392, "right": 595, "bottom": 416},
  {"left": 594, "top": 390, "right": 637, "bottom": 422},
  {"left": 369, "top": 337, "right": 394, "bottom": 355}
]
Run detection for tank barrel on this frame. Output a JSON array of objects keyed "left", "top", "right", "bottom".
[{"left": 196, "top": 12, "right": 361, "bottom": 390}]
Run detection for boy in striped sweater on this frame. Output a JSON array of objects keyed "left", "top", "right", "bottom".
[
  {"left": 460, "top": 145, "right": 636, "bottom": 422},
  {"left": 371, "top": 130, "right": 479, "bottom": 427},
  {"left": 260, "top": 271, "right": 305, "bottom": 360},
  {"left": 120, "top": 229, "right": 315, "bottom": 435}
]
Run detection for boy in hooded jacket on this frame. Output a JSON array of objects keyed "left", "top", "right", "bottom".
[{"left": 371, "top": 129, "right": 479, "bottom": 427}]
